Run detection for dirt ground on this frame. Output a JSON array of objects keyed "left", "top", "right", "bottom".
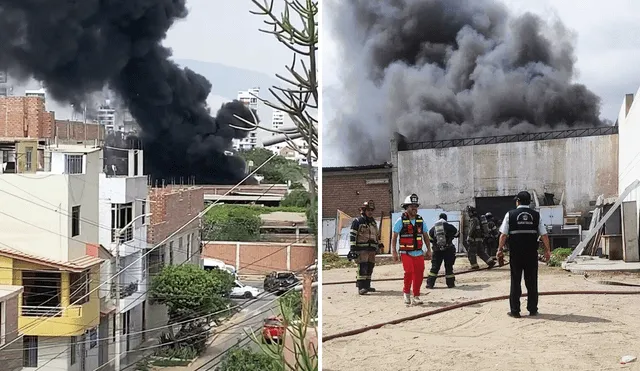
[{"left": 322, "top": 260, "right": 640, "bottom": 371}]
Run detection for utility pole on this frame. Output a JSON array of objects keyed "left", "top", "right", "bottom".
[{"left": 114, "top": 228, "right": 121, "bottom": 371}]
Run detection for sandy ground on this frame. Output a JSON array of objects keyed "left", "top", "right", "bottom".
[{"left": 322, "top": 260, "right": 640, "bottom": 371}]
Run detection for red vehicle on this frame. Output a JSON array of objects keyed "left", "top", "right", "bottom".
[{"left": 262, "top": 316, "right": 285, "bottom": 344}]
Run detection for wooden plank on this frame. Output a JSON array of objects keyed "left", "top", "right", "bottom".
[{"left": 566, "top": 180, "right": 640, "bottom": 263}]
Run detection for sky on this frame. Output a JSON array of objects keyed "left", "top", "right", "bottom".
[
  {"left": 164, "top": 0, "right": 291, "bottom": 77},
  {"left": 322, "top": 0, "right": 640, "bottom": 128}
]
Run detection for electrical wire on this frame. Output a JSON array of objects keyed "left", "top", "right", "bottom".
[{"left": 0, "top": 152, "right": 278, "bottom": 353}]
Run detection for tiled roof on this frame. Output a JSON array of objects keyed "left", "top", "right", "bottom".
[{"left": 0, "top": 246, "right": 103, "bottom": 272}]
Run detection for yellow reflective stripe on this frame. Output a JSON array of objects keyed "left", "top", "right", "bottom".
[
  {"left": 356, "top": 275, "right": 371, "bottom": 280},
  {"left": 445, "top": 275, "right": 455, "bottom": 278},
  {"left": 428, "top": 272, "right": 437, "bottom": 277}
]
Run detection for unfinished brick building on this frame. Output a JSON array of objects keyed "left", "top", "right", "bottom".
[{"left": 0, "top": 96, "right": 103, "bottom": 141}]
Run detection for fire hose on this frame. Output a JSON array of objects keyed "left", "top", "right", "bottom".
[
  {"left": 323, "top": 289, "right": 640, "bottom": 342},
  {"left": 323, "top": 259, "right": 510, "bottom": 286}
]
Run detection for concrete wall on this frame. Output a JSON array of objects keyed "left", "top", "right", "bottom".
[
  {"left": 0, "top": 293, "right": 23, "bottom": 371},
  {"left": 619, "top": 90, "right": 640, "bottom": 210},
  {"left": 396, "top": 134, "right": 619, "bottom": 214},
  {"left": 202, "top": 242, "right": 316, "bottom": 275},
  {"left": 0, "top": 149, "right": 101, "bottom": 261},
  {"left": 322, "top": 166, "right": 392, "bottom": 218}
]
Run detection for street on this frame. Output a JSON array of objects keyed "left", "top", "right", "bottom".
[{"left": 177, "top": 279, "right": 281, "bottom": 370}]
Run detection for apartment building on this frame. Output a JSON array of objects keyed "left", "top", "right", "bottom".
[
  {"left": 145, "top": 186, "right": 204, "bottom": 334},
  {"left": 0, "top": 140, "right": 104, "bottom": 370},
  {"left": 97, "top": 148, "right": 148, "bottom": 368},
  {"left": 0, "top": 285, "right": 24, "bottom": 371}
]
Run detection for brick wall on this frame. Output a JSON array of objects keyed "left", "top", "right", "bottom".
[
  {"left": 55, "top": 119, "right": 105, "bottom": 141},
  {"left": 202, "top": 242, "right": 316, "bottom": 275},
  {"left": 322, "top": 165, "right": 393, "bottom": 218},
  {"left": 0, "top": 96, "right": 53, "bottom": 138},
  {"left": 0, "top": 295, "right": 23, "bottom": 371},
  {"left": 148, "top": 186, "right": 205, "bottom": 244}
]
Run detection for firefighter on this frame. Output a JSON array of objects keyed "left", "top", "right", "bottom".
[
  {"left": 498, "top": 191, "right": 551, "bottom": 317},
  {"left": 426, "top": 213, "right": 459, "bottom": 289},
  {"left": 391, "top": 194, "right": 431, "bottom": 305},
  {"left": 484, "top": 212, "right": 500, "bottom": 259},
  {"left": 348, "top": 200, "right": 380, "bottom": 295},
  {"left": 465, "top": 205, "right": 496, "bottom": 269}
]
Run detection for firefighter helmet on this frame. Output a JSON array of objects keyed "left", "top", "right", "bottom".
[
  {"left": 401, "top": 194, "right": 420, "bottom": 208},
  {"left": 361, "top": 200, "right": 375, "bottom": 211}
]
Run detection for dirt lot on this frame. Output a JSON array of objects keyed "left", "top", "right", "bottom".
[{"left": 322, "top": 260, "right": 640, "bottom": 371}]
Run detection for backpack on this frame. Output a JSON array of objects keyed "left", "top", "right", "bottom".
[{"left": 434, "top": 220, "right": 447, "bottom": 249}]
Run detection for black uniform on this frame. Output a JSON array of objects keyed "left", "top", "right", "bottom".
[
  {"left": 349, "top": 214, "right": 379, "bottom": 293},
  {"left": 426, "top": 219, "right": 459, "bottom": 288},
  {"left": 484, "top": 218, "right": 499, "bottom": 258},
  {"left": 466, "top": 214, "right": 495, "bottom": 268},
  {"left": 505, "top": 206, "right": 543, "bottom": 315}
]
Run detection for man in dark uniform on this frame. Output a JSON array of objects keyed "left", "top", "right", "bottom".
[
  {"left": 426, "top": 213, "right": 459, "bottom": 289},
  {"left": 348, "top": 200, "right": 381, "bottom": 295},
  {"left": 484, "top": 212, "right": 500, "bottom": 259},
  {"left": 497, "top": 191, "right": 551, "bottom": 318},
  {"left": 465, "top": 205, "right": 496, "bottom": 269}
]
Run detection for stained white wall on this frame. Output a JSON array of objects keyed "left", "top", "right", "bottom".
[{"left": 396, "top": 134, "right": 619, "bottom": 214}]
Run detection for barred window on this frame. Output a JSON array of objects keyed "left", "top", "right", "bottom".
[{"left": 65, "top": 154, "right": 83, "bottom": 174}]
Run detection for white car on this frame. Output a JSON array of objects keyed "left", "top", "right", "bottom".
[{"left": 230, "top": 281, "right": 261, "bottom": 299}]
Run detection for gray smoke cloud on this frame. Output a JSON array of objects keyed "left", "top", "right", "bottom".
[
  {"left": 0, "top": 0, "right": 257, "bottom": 184},
  {"left": 325, "top": 0, "right": 607, "bottom": 166}
]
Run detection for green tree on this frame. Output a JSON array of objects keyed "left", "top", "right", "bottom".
[
  {"left": 150, "top": 265, "right": 234, "bottom": 323},
  {"left": 203, "top": 205, "right": 263, "bottom": 242},
  {"left": 216, "top": 348, "right": 279, "bottom": 371},
  {"left": 281, "top": 189, "right": 310, "bottom": 208},
  {"left": 150, "top": 265, "right": 235, "bottom": 355},
  {"left": 239, "top": 148, "right": 303, "bottom": 184}
]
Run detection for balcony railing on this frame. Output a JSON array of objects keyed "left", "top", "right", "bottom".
[
  {"left": 110, "top": 281, "right": 140, "bottom": 299},
  {"left": 111, "top": 226, "right": 133, "bottom": 243},
  {"left": 21, "top": 305, "right": 82, "bottom": 318}
]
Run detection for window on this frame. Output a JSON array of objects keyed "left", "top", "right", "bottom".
[
  {"left": 112, "top": 315, "right": 116, "bottom": 341},
  {"left": 0, "top": 301, "right": 5, "bottom": 346},
  {"left": 141, "top": 201, "right": 146, "bottom": 225},
  {"left": 186, "top": 235, "right": 192, "bottom": 261},
  {"left": 70, "top": 336, "right": 77, "bottom": 365},
  {"left": 70, "top": 271, "right": 89, "bottom": 305},
  {"left": 178, "top": 237, "right": 183, "bottom": 255},
  {"left": 111, "top": 203, "right": 133, "bottom": 242},
  {"left": 25, "top": 146, "right": 33, "bottom": 171},
  {"left": 169, "top": 242, "right": 174, "bottom": 265},
  {"left": 88, "top": 328, "right": 97, "bottom": 349},
  {"left": 64, "top": 154, "right": 83, "bottom": 174},
  {"left": 71, "top": 206, "right": 81, "bottom": 237},
  {"left": 23, "top": 336, "right": 38, "bottom": 367},
  {"left": 141, "top": 253, "right": 147, "bottom": 280},
  {"left": 148, "top": 246, "right": 165, "bottom": 275}
]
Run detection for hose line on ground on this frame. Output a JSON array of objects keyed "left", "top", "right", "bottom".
[
  {"left": 322, "top": 290, "right": 640, "bottom": 342},
  {"left": 323, "top": 261, "right": 511, "bottom": 286}
]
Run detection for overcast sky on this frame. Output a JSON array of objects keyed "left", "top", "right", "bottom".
[
  {"left": 322, "top": 0, "right": 640, "bottom": 123},
  {"left": 164, "top": 0, "right": 290, "bottom": 77}
]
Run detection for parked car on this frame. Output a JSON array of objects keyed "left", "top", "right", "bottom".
[
  {"left": 262, "top": 316, "right": 285, "bottom": 344},
  {"left": 203, "top": 258, "right": 238, "bottom": 279},
  {"left": 230, "top": 280, "right": 261, "bottom": 299},
  {"left": 263, "top": 271, "right": 299, "bottom": 295}
]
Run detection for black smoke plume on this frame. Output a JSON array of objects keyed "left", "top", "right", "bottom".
[
  {"left": 0, "top": 0, "right": 257, "bottom": 184},
  {"left": 325, "top": 0, "right": 607, "bottom": 166}
]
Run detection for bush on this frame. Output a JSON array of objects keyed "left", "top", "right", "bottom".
[
  {"left": 203, "top": 205, "right": 309, "bottom": 242},
  {"left": 216, "top": 348, "right": 279, "bottom": 371},
  {"left": 548, "top": 247, "right": 573, "bottom": 267},
  {"left": 281, "top": 190, "right": 311, "bottom": 208}
]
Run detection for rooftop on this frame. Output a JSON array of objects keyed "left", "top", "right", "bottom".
[
  {"left": 323, "top": 163, "right": 392, "bottom": 172},
  {"left": 47, "top": 144, "right": 102, "bottom": 154},
  {"left": 399, "top": 126, "right": 618, "bottom": 151},
  {"left": 0, "top": 285, "right": 23, "bottom": 300},
  {"left": 0, "top": 246, "right": 103, "bottom": 272}
]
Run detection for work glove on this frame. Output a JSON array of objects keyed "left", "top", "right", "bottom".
[{"left": 347, "top": 250, "right": 358, "bottom": 261}]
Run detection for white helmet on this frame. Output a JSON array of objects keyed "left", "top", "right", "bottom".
[{"left": 401, "top": 193, "right": 420, "bottom": 208}]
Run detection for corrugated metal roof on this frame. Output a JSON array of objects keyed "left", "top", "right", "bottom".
[{"left": 0, "top": 246, "right": 103, "bottom": 272}]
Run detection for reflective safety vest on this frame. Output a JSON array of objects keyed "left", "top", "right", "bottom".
[{"left": 399, "top": 213, "right": 423, "bottom": 251}]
